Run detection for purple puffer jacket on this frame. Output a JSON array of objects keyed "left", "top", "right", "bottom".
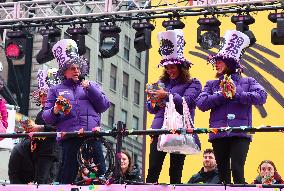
[
  {"left": 196, "top": 74, "right": 267, "bottom": 142},
  {"left": 42, "top": 79, "right": 110, "bottom": 132},
  {"left": 146, "top": 78, "right": 202, "bottom": 147}
]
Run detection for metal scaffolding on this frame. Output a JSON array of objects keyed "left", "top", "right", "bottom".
[{"left": 0, "top": 0, "right": 282, "bottom": 27}]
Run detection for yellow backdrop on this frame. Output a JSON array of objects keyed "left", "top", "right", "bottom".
[{"left": 146, "top": 11, "right": 284, "bottom": 184}]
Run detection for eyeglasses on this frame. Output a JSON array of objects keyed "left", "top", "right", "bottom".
[{"left": 69, "top": 66, "right": 80, "bottom": 71}]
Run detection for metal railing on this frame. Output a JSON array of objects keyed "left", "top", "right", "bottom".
[{"left": 0, "top": 123, "right": 283, "bottom": 184}]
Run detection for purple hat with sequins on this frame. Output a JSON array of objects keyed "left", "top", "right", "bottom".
[
  {"left": 31, "top": 68, "right": 61, "bottom": 106},
  {"left": 158, "top": 29, "right": 192, "bottom": 68},
  {"left": 52, "top": 39, "right": 89, "bottom": 79},
  {"left": 208, "top": 30, "right": 250, "bottom": 72}
]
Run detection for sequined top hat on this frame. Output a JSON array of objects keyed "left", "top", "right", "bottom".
[
  {"left": 157, "top": 29, "right": 191, "bottom": 68},
  {"left": 209, "top": 30, "right": 250, "bottom": 72},
  {"left": 31, "top": 68, "right": 61, "bottom": 106},
  {"left": 52, "top": 39, "right": 89, "bottom": 79}
]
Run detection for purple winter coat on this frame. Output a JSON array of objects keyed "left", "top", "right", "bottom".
[
  {"left": 147, "top": 78, "right": 202, "bottom": 129},
  {"left": 196, "top": 73, "right": 267, "bottom": 142},
  {"left": 42, "top": 79, "right": 110, "bottom": 132},
  {"left": 146, "top": 78, "right": 202, "bottom": 147}
]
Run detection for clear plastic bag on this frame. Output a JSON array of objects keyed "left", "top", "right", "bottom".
[{"left": 157, "top": 94, "right": 200, "bottom": 155}]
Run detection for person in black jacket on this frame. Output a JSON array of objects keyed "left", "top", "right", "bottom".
[
  {"left": 8, "top": 138, "right": 35, "bottom": 184},
  {"left": 29, "top": 88, "right": 59, "bottom": 184},
  {"left": 28, "top": 69, "right": 62, "bottom": 184},
  {"left": 75, "top": 150, "right": 143, "bottom": 185},
  {"left": 188, "top": 149, "right": 219, "bottom": 184},
  {"left": 120, "top": 151, "right": 142, "bottom": 183}
]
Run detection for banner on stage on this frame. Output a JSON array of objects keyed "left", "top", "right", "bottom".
[
  {"left": 126, "top": 185, "right": 172, "bottom": 191},
  {"left": 174, "top": 186, "right": 280, "bottom": 191}
]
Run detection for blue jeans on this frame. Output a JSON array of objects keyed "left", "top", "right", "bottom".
[{"left": 60, "top": 138, "right": 106, "bottom": 184}]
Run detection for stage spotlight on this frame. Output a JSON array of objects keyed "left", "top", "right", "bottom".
[
  {"left": 5, "top": 30, "right": 28, "bottom": 61},
  {"left": 99, "top": 24, "right": 121, "bottom": 58},
  {"left": 197, "top": 17, "right": 221, "bottom": 49},
  {"left": 268, "top": 12, "right": 284, "bottom": 45},
  {"left": 132, "top": 22, "right": 155, "bottom": 53},
  {"left": 231, "top": 14, "right": 256, "bottom": 46},
  {"left": 36, "top": 28, "right": 61, "bottom": 64},
  {"left": 162, "top": 19, "right": 185, "bottom": 30},
  {"left": 66, "top": 26, "right": 88, "bottom": 55}
]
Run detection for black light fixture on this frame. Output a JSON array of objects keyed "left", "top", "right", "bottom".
[
  {"left": 5, "top": 30, "right": 28, "bottom": 61},
  {"left": 36, "top": 27, "right": 61, "bottom": 64},
  {"left": 132, "top": 21, "right": 155, "bottom": 53},
  {"left": 197, "top": 17, "right": 221, "bottom": 49},
  {"left": 268, "top": 12, "right": 284, "bottom": 45},
  {"left": 66, "top": 26, "right": 88, "bottom": 55},
  {"left": 231, "top": 14, "right": 256, "bottom": 46},
  {"left": 162, "top": 19, "right": 185, "bottom": 30},
  {"left": 99, "top": 23, "right": 121, "bottom": 58}
]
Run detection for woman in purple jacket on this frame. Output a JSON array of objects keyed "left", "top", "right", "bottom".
[
  {"left": 196, "top": 30, "right": 267, "bottom": 184},
  {"left": 42, "top": 39, "right": 110, "bottom": 184},
  {"left": 146, "top": 29, "right": 202, "bottom": 184}
]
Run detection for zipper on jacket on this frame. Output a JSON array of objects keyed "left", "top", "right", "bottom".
[{"left": 73, "top": 85, "right": 78, "bottom": 105}]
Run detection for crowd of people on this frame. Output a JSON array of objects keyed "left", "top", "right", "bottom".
[{"left": 0, "top": 28, "right": 281, "bottom": 185}]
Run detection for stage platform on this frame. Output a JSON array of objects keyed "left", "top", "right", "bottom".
[{"left": 0, "top": 184, "right": 280, "bottom": 191}]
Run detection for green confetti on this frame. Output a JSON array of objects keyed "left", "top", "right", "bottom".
[
  {"left": 90, "top": 172, "right": 96, "bottom": 179},
  {"left": 89, "top": 185, "right": 95, "bottom": 190}
]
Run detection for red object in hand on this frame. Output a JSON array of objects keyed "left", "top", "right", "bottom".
[
  {"left": 55, "top": 96, "right": 72, "bottom": 115},
  {"left": 220, "top": 74, "right": 236, "bottom": 99}
]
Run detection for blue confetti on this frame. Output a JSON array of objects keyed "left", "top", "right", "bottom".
[
  {"left": 227, "top": 114, "right": 235, "bottom": 120},
  {"left": 240, "top": 126, "right": 248, "bottom": 130}
]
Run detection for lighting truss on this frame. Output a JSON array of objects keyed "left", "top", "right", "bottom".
[{"left": 0, "top": 0, "right": 282, "bottom": 28}]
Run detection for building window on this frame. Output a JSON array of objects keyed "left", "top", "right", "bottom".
[
  {"left": 124, "top": 35, "right": 130, "bottom": 61},
  {"left": 108, "top": 103, "right": 115, "bottom": 127},
  {"left": 110, "top": 64, "right": 117, "bottom": 90},
  {"left": 121, "top": 109, "right": 127, "bottom": 125},
  {"left": 122, "top": 72, "right": 129, "bottom": 98},
  {"left": 134, "top": 80, "right": 140, "bottom": 105},
  {"left": 135, "top": 52, "right": 141, "bottom": 69},
  {"left": 84, "top": 47, "right": 90, "bottom": 63},
  {"left": 97, "top": 55, "right": 103, "bottom": 83},
  {"left": 132, "top": 115, "right": 139, "bottom": 130},
  {"left": 134, "top": 153, "right": 138, "bottom": 166}
]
